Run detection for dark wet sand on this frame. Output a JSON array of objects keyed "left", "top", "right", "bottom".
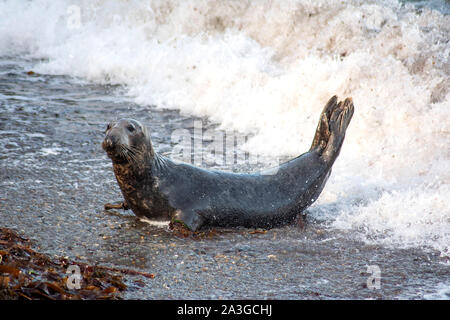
[{"left": 1, "top": 58, "right": 448, "bottom": 299}]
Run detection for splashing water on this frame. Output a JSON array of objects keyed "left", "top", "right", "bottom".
[{"left": 0, "top": 0, "right": 448, "bottom": 256}]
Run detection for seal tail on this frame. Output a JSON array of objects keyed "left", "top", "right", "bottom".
[{"left": 310, "top": 96, "right": 354, "bottom": 162}]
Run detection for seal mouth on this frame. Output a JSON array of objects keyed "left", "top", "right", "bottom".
[
  {"left": 102, "top": 136, "right": 116, "bottom": 153},
  {"left": 102, "top": 136, "right": 124, "bottom": 161},
  {"left": 102, "top": 136, "right": 142, "bottom": 164}
]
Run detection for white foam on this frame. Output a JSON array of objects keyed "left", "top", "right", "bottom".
[
  {"left": 138, "top": 217, "right": 170, "bottom": 229},
  {"left": 40, "top": 146, "right": 63, "bottom": 156},
  {"left": 0, "top": 0, "right": 448, "bottom": 256},
  {"left": 332, "top": 183, "right": 450, "bottom": 254},
  {"left": 422, "top": 282, "right": 450, "bottom": 300}
]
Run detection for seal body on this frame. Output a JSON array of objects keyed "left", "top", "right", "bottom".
[{"left": 103, "top": 96, "right": 354, "bottom": 231}]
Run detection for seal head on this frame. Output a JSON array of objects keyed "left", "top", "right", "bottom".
[
  {"left": 102, "top": 118, "right": 173, "bottom": 220},
  {"left": 102, "top": 118, "right": 153, "bottom": 164}
]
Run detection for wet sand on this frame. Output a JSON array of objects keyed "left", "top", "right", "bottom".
[{"left": 1, "top": 58, "right": 448, "bottom": 299}]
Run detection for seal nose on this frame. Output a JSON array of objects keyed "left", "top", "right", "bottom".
[{"left": 102, "top": 134, "right": 117, "bottom": 151}]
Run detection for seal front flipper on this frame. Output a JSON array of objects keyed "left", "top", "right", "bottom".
[
  {"left": 172, "top": 209, "right": 205, "bottom": 231},
  {"left": 104, "top": 200, "right": 129, "bottom": 211}
]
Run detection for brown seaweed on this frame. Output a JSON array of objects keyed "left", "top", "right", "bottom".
[{"left": 0, "top": 227, "right": 154, "bottom": 300}]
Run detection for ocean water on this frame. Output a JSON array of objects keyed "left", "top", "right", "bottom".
[{"left": 0, "top": 0, "right": 449, "bottom": 299}]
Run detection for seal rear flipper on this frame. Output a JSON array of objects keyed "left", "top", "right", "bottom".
[
  {"left": 321, "top": 97, "right": 354, "bottom": 162},
  {"left": 310, "top": 96, "right": 354, "bottom": 162},
  {"left": 310, "top": 95, "right": 336, "bottom": 153}
]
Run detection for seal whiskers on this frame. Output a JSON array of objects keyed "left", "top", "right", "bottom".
[{"left": 119, "top": 145, "right": 141, "bottom": 163}]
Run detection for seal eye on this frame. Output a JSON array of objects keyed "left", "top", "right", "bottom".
[{"left": 127, "top": 124, "right": 136, "bottom": 132}]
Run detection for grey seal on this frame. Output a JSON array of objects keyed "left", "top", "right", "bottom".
[{"left": 102, "top": 96, "right": 354, "bottom": 231}]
